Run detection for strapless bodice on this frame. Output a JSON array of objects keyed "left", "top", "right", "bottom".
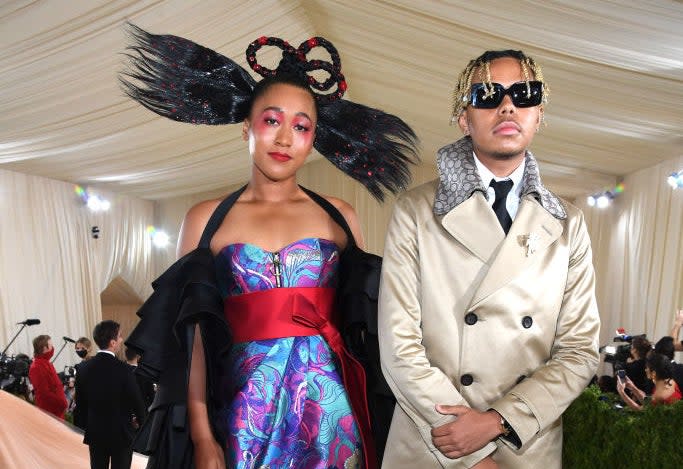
[{"left": 215, "top": 237, "right": 339, "bottom": 297}]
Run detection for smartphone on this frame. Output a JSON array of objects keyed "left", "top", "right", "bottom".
[{"left": 616, "top": 370, "right": 626, "bottom": 381}]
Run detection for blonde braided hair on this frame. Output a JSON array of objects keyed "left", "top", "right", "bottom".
[{"left": 450, "top": 50, "right": 549, "bottom": 124}]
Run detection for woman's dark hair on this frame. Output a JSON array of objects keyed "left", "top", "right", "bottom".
[
  {"left": 654, "top": 336, "right": 675, "bottom": 360},
  {"left": 249, "top": 74, "right": 317, "bottom": 116},
  {"left": 631, "top": 336, "right": 652, "bottom": 360},
  {"left": 646, "top": 352, "right": 674, "bottom": 381},
  {"left": 120, "top": 24, "right": 419, "bottom": 201}
]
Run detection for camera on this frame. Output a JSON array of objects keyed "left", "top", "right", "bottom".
[
  {"left": 0, "top": 353, "right": 31, "bottom": 380},
  {"left": 58, "top": 366, "right": 76, "bottom": 386},
  {"left": 616, "top": 369, "right": 626, "bottom": 382},
  {"left": 0, "top": 353, "right": 32, "bottom": 397},
  {"left": 599, "top": 331, "right": 647, "bottom": 370}
]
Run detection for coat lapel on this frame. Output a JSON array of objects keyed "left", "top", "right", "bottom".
[
  {"left": 441, "top": 192, "right": 505, "bottom": 263},
  {"left": 468, "top": 196, "right": 564, "bottom": 309}
]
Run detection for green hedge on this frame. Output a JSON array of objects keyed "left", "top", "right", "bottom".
[{"left": 563, "top": 385, "right": 683, "bottom": 468}]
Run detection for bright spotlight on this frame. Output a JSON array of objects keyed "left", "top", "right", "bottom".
[
  {"left": 586, "top": 195, "right": 596, "bottom": 207},
  {"left": 152, "top": 231, "right": 169, "bottom": 248},
  {"left": 596, "top": 195, "right": 610, "bottom": 208},
  {"left": 87, "top": 195, "right": 102, "bottom": 211}
]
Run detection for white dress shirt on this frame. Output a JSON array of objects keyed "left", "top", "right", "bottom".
[{"left": 473, "top": 152, "right": 525, "bottom": 221}]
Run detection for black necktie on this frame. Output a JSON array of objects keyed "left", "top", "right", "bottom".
[{"left": 489, "top": 179, "right": 513, "bottom": 234}]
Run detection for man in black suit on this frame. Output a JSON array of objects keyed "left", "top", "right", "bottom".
[
  {"left": 124, "top": 346, "right": 156, "bottom": 413},
  {"left": 74, "top": 320, "right": 146, "bottom": 469}
]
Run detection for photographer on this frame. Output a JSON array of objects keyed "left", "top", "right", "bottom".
[
  {"left": 28, "top": 335, "right": 68, "bottom": 419},
  {"left": 623, "top": 336, "right": 654, "bottom": 395},
  {"left": 616, "top": 352, "right": 681, "bottom": 410}
]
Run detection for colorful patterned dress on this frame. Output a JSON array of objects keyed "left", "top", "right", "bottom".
[{"left": 215, "top": 237, "right": 362, "bottom": 469}]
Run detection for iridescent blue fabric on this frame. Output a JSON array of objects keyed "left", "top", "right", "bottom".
[{"left": 216, "top": 238, "right": 362, "bottom": 468}]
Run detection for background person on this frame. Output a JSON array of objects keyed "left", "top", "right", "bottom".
[
  {"left": 616, "top": 352, "right": 682, "bottom": 410},
  {"left": 28, "top": 334, "right": 68, "bottom": 419},
  {"left": 74, "top": 320, "right": 146, "bottom": 469}
]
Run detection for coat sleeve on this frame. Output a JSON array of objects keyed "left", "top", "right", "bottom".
[
  {"left": 74, "top": 369, "right": 88, "bottom": 429},
  {"left": 29, "top": 361, "right": 67, "bottom": 413},
  {"left": 126, "top": 367, "right": 148, "bottom": 425},
  {"left": 490, "top": 209, "right": 601, "bottom": 449},
  {"left": 378, "top": 194, "right": 496, "bottom": 468}
]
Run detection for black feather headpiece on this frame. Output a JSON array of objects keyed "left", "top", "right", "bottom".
[{"left": 120, "top": 23, "right": 419, "bottom": 200}]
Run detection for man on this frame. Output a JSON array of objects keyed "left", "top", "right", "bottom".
[
  {"left": 74, "top": 320, "right": 146, "bottom": 469},
  {"left": 378, "top": 50, "right": 600, "bottom": 468},
  {"left": 124, "top": 346, "right": 156, "bottom": 412},
  {"left": 28, "top": 334, "right": 68, "bottom": 419}
]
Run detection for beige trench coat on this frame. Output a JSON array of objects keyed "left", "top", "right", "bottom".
[{"left": 378, "top": 180, "right": 600, "bottom": 468}]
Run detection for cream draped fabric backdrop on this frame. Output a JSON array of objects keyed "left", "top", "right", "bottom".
[
  {"left": 577, "top": 155, "right": 683, "bottom": 366},
  {"left": 0, "top": 169, "right": 154, "bottom": 372}
]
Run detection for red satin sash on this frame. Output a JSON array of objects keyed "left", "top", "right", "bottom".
[{"left": 223, "top": 287, "right": 377, "bottom": 469}]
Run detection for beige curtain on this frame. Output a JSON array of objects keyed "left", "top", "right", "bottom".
[
  {"left": 0, "top": 169, "right": 155, "bottom": 373},
  {"left": 577, "top": 156, "right": 683, "bottom": 357}
]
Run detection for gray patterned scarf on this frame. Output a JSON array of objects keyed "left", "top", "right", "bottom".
[{"left": 433, "top": 136, "right": 567, "bottom": 219}]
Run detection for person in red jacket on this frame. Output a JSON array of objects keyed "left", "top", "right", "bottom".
[{"left": 28, "top": 334, "right": 68, "bottom": 419}]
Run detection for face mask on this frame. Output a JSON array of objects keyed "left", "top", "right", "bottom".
[
  {"left": 76, "top": 349, "right": 88, "bottom": 358},
  {"left": 41, "top": 347, "right": 54, "bottom": 360}
]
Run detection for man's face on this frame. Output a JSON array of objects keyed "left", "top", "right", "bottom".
[
  {"left": 111, "top": 331, "right": 123, "bottom": 353},
  {"left": 458, "top": 57, "right": 542, "bottom": 163}
]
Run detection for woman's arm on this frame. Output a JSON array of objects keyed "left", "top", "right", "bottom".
[
  {"left": 623, "top": 376, "right": 646, "bottom": 403},
  {"left": 188, "top": 325, "right": 225, "bottom": 469},
  {"left": 617, "top": 378, "right": 642, "bottom": 410},
  {"left": 179, "top": 199, "right": 226, "bottom": 468}
]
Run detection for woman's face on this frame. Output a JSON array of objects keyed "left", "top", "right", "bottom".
[
  {"left": 243, "top": 83, "right": 317, "bottom": 182},
  {"left": 75, "top": 342, "right": 89, "bottom": 358}
]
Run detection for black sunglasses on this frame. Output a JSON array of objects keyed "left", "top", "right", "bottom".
[{"left": 469, "top": 81, "right": 543, "bottom": 109}]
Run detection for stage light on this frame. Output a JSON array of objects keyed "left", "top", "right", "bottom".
[
  {"left": 586, "top": 183, "right": 621, "bottom": 209},
  {"left": 147, "top": 225, "right": 170, "bottom": 248},
  {"left": 152, "top": 231, "right": 169, "bottom": 248},
  {"left": 596, "top": 194, "right": 610, "bottom": 208},
  {"left": 668, "top": 170, "right": 683, "bottom": 189},
  {"left": 75, "top": 185, "right": 111, "bottom": 211}
]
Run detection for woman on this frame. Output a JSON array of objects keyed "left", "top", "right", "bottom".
[
  {"left": 617, "top": 352, "right": 682, "bottom": 410},
  {"left": 623, "top": 336, "right": 654, "bottom": 394},
  {"left": 121, "top": 26, "right": 418, "bottom": 469},
  {"left": 74, "top": 337, "right": 93, "bottom": 368}
]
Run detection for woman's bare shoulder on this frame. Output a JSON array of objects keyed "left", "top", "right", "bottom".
[{"left": 177, "top": 197, "right": 226, "bottom": 256}]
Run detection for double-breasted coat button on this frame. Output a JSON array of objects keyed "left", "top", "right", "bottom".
[
  {"left": 464, "top": 313, "right": 478, "bottom": 325},
  {"left": 522, "top": 316, "right": 533, "bottom": 328},
  {"left": 460, "top": 374, "right": 474, "bottom": 386}
]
